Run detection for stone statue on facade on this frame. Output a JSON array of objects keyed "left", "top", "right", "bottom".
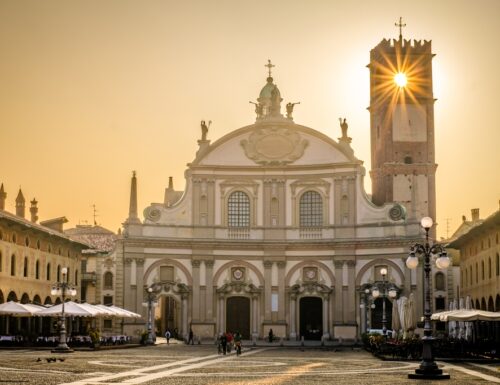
[
  {"left": 338, "top": 117, "right": 352, "bottom": 144},
  {"left": 201, "top": 120, "right": 211, "bottom": 141},
  {"left": 286, "top": 102, "right": 300, "bottom": 119},
  {"left": 249, "top": 101, "right": 263, "bottom": 119}
]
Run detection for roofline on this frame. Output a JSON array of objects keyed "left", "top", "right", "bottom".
[{"left": 447, "top": 210, "right": 500, "bottom": 249}]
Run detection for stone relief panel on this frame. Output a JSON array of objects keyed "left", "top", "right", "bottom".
[{"left": 240, "top": 127, "right": 308, "bottom": 165}]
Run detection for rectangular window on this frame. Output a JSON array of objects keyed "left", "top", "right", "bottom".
[
  {"left": 103, "top": 319, "right": 112, "bottom": 330},
  {"left": 103, "top": 295, "right": 113, "bottom": 305},
  {"left": 435, "top": 297, "right": 445, "bottom": 311}
]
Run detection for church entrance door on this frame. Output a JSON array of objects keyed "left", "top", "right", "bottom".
[
  {"left": 160, "top": 296, "right": 180, "bottom": 338},
  {"left": 226, "top": 296, "right": 250, "bottom": 339},
  {"left": 300, "top": 297, "right": 322, "bottom": 340}
]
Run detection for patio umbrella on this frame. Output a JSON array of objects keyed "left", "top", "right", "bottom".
[
  {"left": 0, "top": 301, "right": 41, "bottom": 316},
  {"left": 96, "top": 304, "right": 142, "bottom": 318},
  {"left": 465, "top": 296, "right": 473, "bottom": 341},
  {"left": 35, "top": 301, "right": 95, "bottom": 317},
  {"left": 458, "top": 297, "right": 465, "bottom": 339},
  {"left": 391, "top": 298, "right": 401, "bottom": 336},
  {"left": 404, "top": 293, "right": 417, "bottom": 336},
  {"left": 398, "top": 297, "right": 407, "bottom": 338},
  {"left": 448, "top": 300, "right": 457, "bottom": 338}
]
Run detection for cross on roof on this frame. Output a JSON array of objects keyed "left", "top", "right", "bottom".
[
  {"left": 265, "top": 59, "right": 275, "bottom": 78},
  {"left": 395, "top": 17, "right": 406, "bottom": 40}
]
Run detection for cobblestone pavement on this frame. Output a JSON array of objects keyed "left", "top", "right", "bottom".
[{"left": 0, "top": 344, "right": 499, "bottom": 385}]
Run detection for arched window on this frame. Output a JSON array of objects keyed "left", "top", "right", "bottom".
[
  {"left": 469, "top": 266, "right": 472, "bottom": 286},
  {"left": 481, "top": 261, "right": 485, "bottom": 280},
  {"left": 496, "top": 253, "right": 499, "bottom": 276},
  {"left": 227, "top": 191, "right": 250, "bottom": 227},
  {"left": 57, "top": 265, "right": 61, "bottom": 282},
  {"left": 0, "top": 251, "right": 2, "bottom": 272},
  {"left": 23, "top": 257, "right": 28, "bottom": 277},
  {"left": 488, "top": 258, "right": 492, "bottom": 279},
  {"left": 299, "top": 191, "right": 323, "bottom": 227},
  {"left": 11, "top": 254, "right": 16, "bottom": 276},
  {"left": 35, "top": 260, "right": 40, "bottom": 279},
  {"left": 103, "top": 272, "right": 113, "bottom": 289},
  {"left": 475, "top": 263, "right": 478, "bottom": 283},
  {"left": 435, "top": 272, "right": 445, "bottom": 291},
  {"left": 66, "top": 267, "right": 70, "bottom": 284},
  {"left": 75, "top": 270, "right": 78, "bottom": 285},
  {"left": 46, "top": 263, "right": 51, "bottom": 281}
]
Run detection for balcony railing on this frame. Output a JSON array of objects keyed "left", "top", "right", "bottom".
[
  {"left": 299, "top": 227, "right": 323, "bottom": 239},
  {"left": 227, "top": 227, "right": 250, "bottom": 239}
]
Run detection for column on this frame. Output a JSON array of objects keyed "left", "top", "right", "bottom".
[
  {"left": 252, "top": 294, "right": 259, "bottom": 337},
  {"left": 181, "top": 293, "right": 189, "bottom": 339},
  {"left": 191, "top": 260, "right": 201, "bottom": 321},
  {"left": 346, "top": 260, "right": 356, "bottom": 324},
  {"left": 205, "top": 260, "right": 214, "bottom": 321},
  {"left": 263, "top": 261, "right": 273, "bottom": 321},
  {"left": 135, "top": 259, "right": 145, "bottom": 315},
  {"left": 333, "top": 260, "right": 344, "bottom": 324},
  {"left": 277, "top": 261, "right": 286, "bottom": 321},
  {"left": 322, "top": 295, "right": 330, "bottom": 338},
  {"left": 123, "top": 258, "right": 133, "bottom": 311},
  {"left": 218, "top": 295, "right": 225, "bottom": 334},
  {"left": 289, "top": 294, "right": 297, "bottom": 339}
]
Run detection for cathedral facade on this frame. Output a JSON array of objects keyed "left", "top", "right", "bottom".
[{"left": 118, "top": 34, "right": 449, "bottom": 340}]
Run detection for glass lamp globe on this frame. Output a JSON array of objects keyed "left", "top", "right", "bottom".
[
  {"left": 388, "top": 289, "right": 397, "bottom": 298},
  {"left": 372, "top": 288, "right": 380, "bottom": 298},
  {"left": 420, "top": 217, "right": 433, "bottom": 229},
  {"left": 380, "top": 267, "right": 388, "bottom": 276},
  {"left": 61, "top": 267, "right": 68, "bottom": 276},
  {"left": 436, "top": 254, "right": 451, "bottom": 269},
  {"left": 50, "top": 287, "right": 58, "bottom": 296},
  {"left": 364, "top": 288, "right": 370, "bottom": 294},
  {"left": 147, "top": 287, "right": 153, "bottom": 293},
  {"left": 406, "top": 255, "right": 418, "bottom": 269},
  {"left": 371, "top": 303, "right": 376, "bottom": 309}
]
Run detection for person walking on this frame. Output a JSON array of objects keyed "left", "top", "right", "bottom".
[
  {"left": 234, "top": 331, "right": 242, "bottom": 355},
  {"left": 268, "top": 328, "right": 274, "bottom": 343},
  {"left": 164, "top": 329, "right": 171, "bottom": 345},
  {"left": 220, "top": 332, "right": 228, "bottom": 355},
  {"left": 188, "top": 328, "right": 194, "bottom": 345}
]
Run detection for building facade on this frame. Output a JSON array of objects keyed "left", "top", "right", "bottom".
[
  {"left": 117, "top": 34, "right": 454, "bottom": 340},
  {"left": 0, "top": 184, "right": 87, "bottom": 334},
  {"left": 448, "top": 205, "right": 500, "bottom": 312}
]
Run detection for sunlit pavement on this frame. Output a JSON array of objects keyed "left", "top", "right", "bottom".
[{"left": 0, "top": 344, "right": 499, "bottom": 385}]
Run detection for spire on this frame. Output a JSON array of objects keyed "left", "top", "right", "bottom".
[
  {"left": 16, "top": 188, "right": 26, "bottom": 218},
  {"left": 127, "top": 171, "right": 140, "bottom": 224},
  {"left": 0, "top": 183, "right": 6, "bottom": 210},
  {"left": 30, "top": 198, "right": 38, "bottom": 223},
  {"left": 168, "top": 176, "right": 174, "bottom": 190}
]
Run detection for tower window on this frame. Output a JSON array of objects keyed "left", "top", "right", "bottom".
[
  {"left": 299, "top": 191, "right": 323, "bottom": 227},
  {"left": 103, "top": 271, "right": 114, "bottom": 289},
  {"left": 404, "top": 156, "right": 413, "bottom": 164},
  {"left": 227, "top": 191, "right": 250, "bottom": 227},
  {"left": 435, "top": 272, "right": 445, "bottom": 291}
]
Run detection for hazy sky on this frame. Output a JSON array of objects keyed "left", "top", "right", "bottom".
[{"left": 1, "top": 0, "right": 499, "bottom": 238}]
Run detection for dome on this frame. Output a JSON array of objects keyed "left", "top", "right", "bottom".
[{"left": 259, "top": 77, "right": 281, "bottom": 100}]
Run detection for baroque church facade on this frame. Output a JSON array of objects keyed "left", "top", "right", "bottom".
[{"left": 118, "top": 33, "right": 447, "bottom": 340}]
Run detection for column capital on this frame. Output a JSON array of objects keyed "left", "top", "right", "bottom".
[
  {"left": 263, "top": 260, "right": 274, "bottom": 268},
  {"left": 204, "top": 260, "right": 214, "bottom": 268},
  {"left": 346, "top": 260, "right": 356, "bottom": 268},
  {"left": 277, "top": 261, "right": 286, "bottom": 268},
  {"left": 191, "top": 259, "right": 201, "bottom": 268},
  {"left": 135, "top": 258, "right": 145, "bottom": 267},
  {"left": 124, "top": 258, "right": 133, "bottom": 266},
  {"left": 333, "top": 260, "right": 344, "bottom": 269}
]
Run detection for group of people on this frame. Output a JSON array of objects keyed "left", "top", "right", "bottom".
[{"left": 217, "top": 331, "right": 242, "bottom": 355}]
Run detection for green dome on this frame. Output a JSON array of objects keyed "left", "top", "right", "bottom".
[{"left": 259, "top": 77, "right": 281, "bottom": 100}]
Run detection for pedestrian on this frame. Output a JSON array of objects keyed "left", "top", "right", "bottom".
[
  {"left": 220, "top": 332, "right": 227, "bottom": 355},
  {"left": 268, "top": 328, "right": 274, "bottom": 343},
  {"left": 226, "top": 331, "right": 233, "bottom": 353},
  {"left": 164, "top": 329, "right": 171, "bottom": 345},
  {"left": 188, "top": 328, "right": 194, "bottom": 345},
  {"left": 234, "top": 331, "right": 242, "bottom": 355}
]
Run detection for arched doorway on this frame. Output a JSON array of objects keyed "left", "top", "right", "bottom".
[
  {"left": 299, "top": 297, "right": 322, "bottom": 340},
  {"left": 159, "top": 296, "right": 181, "bottom": 338},
  {"left": 226, "top": 296, "right": 250, "bottom": 339},
  {"left": 371, "top": 297, "right": 393, "bottom": 331}
]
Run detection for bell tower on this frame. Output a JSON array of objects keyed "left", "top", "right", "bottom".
[{"left": 369, "top": 19, "right": 437, "bottom": 225}]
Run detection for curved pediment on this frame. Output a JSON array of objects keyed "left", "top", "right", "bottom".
[{"left": 192, "top": 120, "right": 359, "bottom": 168}]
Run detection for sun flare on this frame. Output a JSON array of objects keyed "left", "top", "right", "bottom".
[{"left": 394, "top": 72, "right": 407, "bottom": 87}]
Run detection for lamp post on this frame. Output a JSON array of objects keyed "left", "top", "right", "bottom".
[
  {"left": 371, "top": 267, "right": 397, "bottom": 337},
  {"left": 407, "top": 217, "right": 450, "bottom": 380},
  {"left": 359, "top": 287, "right": 371, "bottom": 334},
  {"left": 145, "top": 287, "right": 156, "bottom": 345},
  {"left": 51, "top": 267, "right": 77, "bottom": 353}
]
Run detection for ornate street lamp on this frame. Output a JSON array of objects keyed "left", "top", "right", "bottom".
[
  {"left": 407, "top": 217, "right": 450, "bottom": 380},
  {"left": 359, "top": 288, "right": 371, "bottom": 333},
  {"left": 145, "top": 287, "right": 156, "bottom": 345},
  {"left": 371, "top": 267, "right": 397, "bottom": 337},
  {"left": 51, "top": 267, "right": 77, "bottom": 353}
]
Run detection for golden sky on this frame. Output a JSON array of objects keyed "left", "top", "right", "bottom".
[{"left": 0, "top": 0, "right": 499, "bottom": 238}]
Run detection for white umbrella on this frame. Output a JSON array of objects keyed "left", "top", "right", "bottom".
[
  {"left": 97, "top": 304, "right": 142, "bottom": 318},
  {"left": 35, "top": 301, "right": 95, "bottom": 317},
  {"left": 391, "top": 298, "right": 401, "bottom": 335},
  {"left": 448, "top": 300, "right": 457, "bottom": 338},
  {"left": 465, "top": 296, "right": 473, "bottom": 341},
  {"left": 458, "top": 297, "right": 465, "bottom": 339},
  {"left": 398, "top": 297, "right": 407, "bottom": 338},
  {"left": 404, "top": 293, "right": 417, "bottom": 335},
  {"left": 0, "top": 301, "right": 42, "bottom": 316}
]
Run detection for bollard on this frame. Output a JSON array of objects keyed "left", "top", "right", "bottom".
[
  {"left": 252, "top": 335, "right": 256, "bottom": 347},
  {"left": 300, "top": 336, "right": 304, "bottom": 346},
  {"left": 197, "top": 336, "right": 201, "bottom": 345}
]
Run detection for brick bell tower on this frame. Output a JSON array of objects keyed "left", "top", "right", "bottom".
[{"left": 369, "top": 18, "right": 437, "bottom": 227}]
